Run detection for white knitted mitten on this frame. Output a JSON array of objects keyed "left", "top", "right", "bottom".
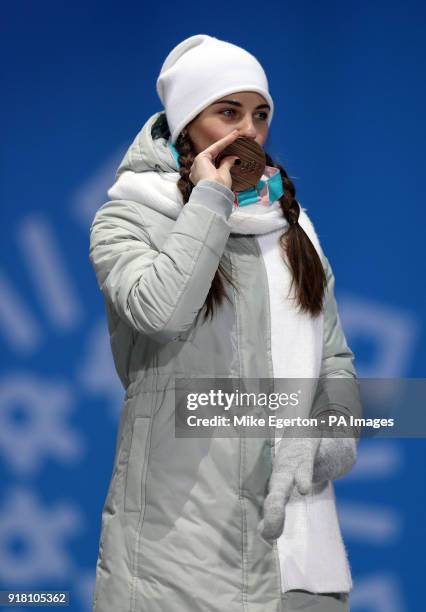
[{"left": 259, "top": 410, "right": 359, "bottom": 541}]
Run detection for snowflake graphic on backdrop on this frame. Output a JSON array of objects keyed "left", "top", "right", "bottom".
[{"left": 0, "top": 487, "right": 83, "bottom": 583}]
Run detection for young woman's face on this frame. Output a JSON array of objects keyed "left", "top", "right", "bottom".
[{"left": 185, "top": 91, "right": 270, "bottom": 154}]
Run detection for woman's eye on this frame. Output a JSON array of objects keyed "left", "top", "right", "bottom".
[{"left": 221, "top": 109, "right": 269, "bottom": 121}]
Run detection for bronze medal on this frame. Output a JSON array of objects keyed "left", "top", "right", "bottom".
[{"left": 214, "top": 136, "right": 266, "bottom": 192}]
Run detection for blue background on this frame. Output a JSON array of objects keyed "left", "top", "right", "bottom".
[{"left": 1, "top": 1, "right": 425, "bottom": 610}]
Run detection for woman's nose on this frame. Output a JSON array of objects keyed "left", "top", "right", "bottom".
[{"left": 237, "top": 118, "right": 257, "bottom": 139}]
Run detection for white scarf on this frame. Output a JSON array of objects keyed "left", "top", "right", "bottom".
[
  {"left": 107, "top": 164, "right": 353, "bottom": 594},
  {"left": 108, "top": 168, "right": 289, "bottom": 234}
]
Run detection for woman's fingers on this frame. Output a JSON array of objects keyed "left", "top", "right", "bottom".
[
  {"left": 216, "top": 154, "right": 240, "bottom": 175},
  {"left": 261, "top": 473, "right": 294, "bottom": 541},
  {"left": 188, "top": 130, "right": 241, "bottom": 188},
  {"left": 294, "top": 460, "right": 314, "bottom": 495},
  {"left": 202, "top": 129, "right": 240, "bottom": 160},
  {"left": 261, "top": 495, "right": 286, "bottom": 541},
  {"left": 260, "top": 438, "right": 322, "bottom": 540},
  {"left": 294, "top": 438, "right": 320, "bottom": 495}
]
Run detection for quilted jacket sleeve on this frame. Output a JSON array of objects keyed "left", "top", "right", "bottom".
[
  {"left": 89, "top": 179, "right": 235, "bottom": 344},
  {"left": 310, "top": 256, "right": 363, "bottom": 422}
]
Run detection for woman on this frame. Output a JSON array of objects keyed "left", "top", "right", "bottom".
[{"left": 89, "top": 34, "right": 362, "bottom": 612}]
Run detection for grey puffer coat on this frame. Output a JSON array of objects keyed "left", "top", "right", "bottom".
[{"left": 89, "top": 111, "right": 361, "bottom": 612}]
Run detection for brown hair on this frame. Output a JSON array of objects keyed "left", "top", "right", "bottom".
[{"left": 153, "top": 114, "right": 327, "bottom": 322}]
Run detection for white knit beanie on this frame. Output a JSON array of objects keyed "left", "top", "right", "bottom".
[{"left": 156, "top": 34, "right": 274, "bottom": 144}]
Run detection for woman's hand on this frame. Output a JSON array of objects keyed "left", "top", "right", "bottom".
[
  {"left": 259, "top": 413, "right": 359, "bottom": 542},
  {"left": 189, "top": 129, "right": 241, "bottom": 190},
  {"left": 259, "top": 436, "right": 321, "bottom": 542}
]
